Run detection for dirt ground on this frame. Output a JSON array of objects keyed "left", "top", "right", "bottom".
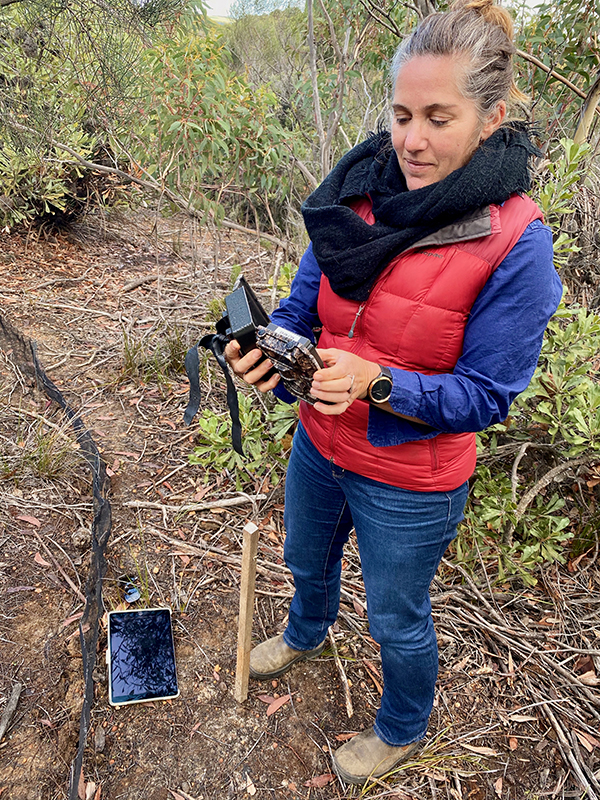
[{"left": 0, "top": 210, "right": 599, "bottom": 800}]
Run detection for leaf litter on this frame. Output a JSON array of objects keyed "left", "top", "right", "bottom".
[{"left": 0, "top": 211, "right": 599, "bottom": 799}]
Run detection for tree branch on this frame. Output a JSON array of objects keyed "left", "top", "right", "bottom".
[
  {"left": 503, "top": 454, "right": 598, "bottom": 545},
  {"left": 516, "top": 49, "right": 590, "bottom": 102},
  {"left": 574, "top": 68, "right": 600, "bottom": 144},
  {"left": 4, "top": 118, "right": 292, "bottom": 252},
  {"left": 307, "top": 0, "right": 327, "bottom": 180},
  {"left": 284, "top": 147, "right": 319, "bottom": 189},
  {"left": 357, "top": 0, "right": 413, "bottom": 36}
]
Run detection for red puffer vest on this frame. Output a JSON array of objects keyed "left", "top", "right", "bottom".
[{"left": 299, "top": 193, "right": 543, "bottom": 492}]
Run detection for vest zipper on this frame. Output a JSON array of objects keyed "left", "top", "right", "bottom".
[{"left": 348, "top": 303, "right": 365, "bottom": 338}]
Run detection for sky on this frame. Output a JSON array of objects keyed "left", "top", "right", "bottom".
[{"left": 205, "top": 0, "right": 232, "bottom": 15}]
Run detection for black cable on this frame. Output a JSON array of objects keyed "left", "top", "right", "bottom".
[{"left": 0, "top": 314, "right": 111, "bottom": 800}]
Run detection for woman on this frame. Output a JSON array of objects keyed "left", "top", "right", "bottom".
[{"left": 226, "top": 0, "right": 562, "bottom": 785}]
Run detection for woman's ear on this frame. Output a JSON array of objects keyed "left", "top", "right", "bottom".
[{"left": 480, "top": 101, "right": 507, "bottom": 141}]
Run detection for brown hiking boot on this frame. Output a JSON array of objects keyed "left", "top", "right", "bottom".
[
  {"left": 249, "top": 634, "right": 325, "bottom": 680},
  {"left": 333, "top": 727, "right": 421, "bottom": 785}
]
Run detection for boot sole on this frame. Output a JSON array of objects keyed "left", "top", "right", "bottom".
[{"left": 249, "top": 642, "right": 325, "bottom": 680}]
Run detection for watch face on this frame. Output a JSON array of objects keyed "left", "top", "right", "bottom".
[{"left": 370, "top": 376, "right": 392, "bottom": 403}]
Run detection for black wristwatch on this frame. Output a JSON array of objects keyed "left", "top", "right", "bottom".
[{"left": 367, "top": 365, "right": 393, "bottom": 404}]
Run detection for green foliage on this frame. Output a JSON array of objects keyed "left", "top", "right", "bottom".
[
  {"left": 512, "top": 304, "right": 600, "bottom": 455},
  {"left": 536, "top": 139, "right": 590, "bottom": 225},
  {"left": 515, "top": 0, "right": 600, "bottom": 138},
  {"left": 460, "top": 303, "right": 600, "bottom": 584},
  {"left": 132, "top": 14, "right": 300, "bottom": 225},
  {"left": 533, "top": 138, "right": 590, "bottom": 268},
  {"left": 206, "top": 297, "right": 227, "bottom": 323},
  {"left": 268, "top": 261, "right": 298, "bottom": 298},
  {"left": 0, "top": 0, "right": 187, "bottom": 228},
  {"left": 188, "top": 393, "right": 296, "bottom": 490},
  {"left": 225, "top": 0, "right": 402, "bottom": 180},
  {"left": 457, "top": 466, "right": 572, "bottom": 587},
  {"left": 0, "top": 133, "right": 96, "bottom": 228}
]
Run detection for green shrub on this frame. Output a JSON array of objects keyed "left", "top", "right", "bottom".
[
  {"left": 131, "top": 14, "right": 301, "bottom": 226},
  {"left": 188, "top": 393, "right": 297, "bottom": 490},
  {"left": 457, "top": 465, "right": 572, "bottom": 587},
  {"left": 458, "top": 303, "right": 600, "bottom": 584}
]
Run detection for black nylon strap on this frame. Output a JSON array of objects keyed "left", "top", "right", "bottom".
[
  {"left": 183, "top": 334, "right": 243, "bottom": 456},
  {"left": 0, "top": 314, "right": 111, "bottom": 800},
  {"left": 183, "top": 344, "right": 202, "bottom": 427}
]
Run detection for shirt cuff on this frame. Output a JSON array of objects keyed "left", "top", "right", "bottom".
[
  {"left": 387, "top": 367, "right": 423, "bottom": 418},
  {"left": 366, "top": 368, "right": 439, "bottom": 447}
]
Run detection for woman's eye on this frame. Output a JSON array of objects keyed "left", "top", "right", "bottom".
[
  {"left": 395, "top": 116, "right": 410, "bottom": 125},
  {"left": 430, "top": 118, "right": 449, "bottom": 127}
]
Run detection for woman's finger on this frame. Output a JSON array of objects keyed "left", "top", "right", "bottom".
[{"left": 312, "top": 398, "right": 352, "bottom": 415}]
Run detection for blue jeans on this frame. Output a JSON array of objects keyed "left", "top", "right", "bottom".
[{"left": 282, "top": 422, "right": 468, "bottom": 746}]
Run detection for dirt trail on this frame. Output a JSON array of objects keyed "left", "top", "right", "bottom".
[{"left": 0, "top": 212, "right": 598, "bottom": 800}]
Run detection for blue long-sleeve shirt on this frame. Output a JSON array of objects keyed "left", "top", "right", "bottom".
[{"left": 272, "top": 219, "right": 562, "bottom": 447}]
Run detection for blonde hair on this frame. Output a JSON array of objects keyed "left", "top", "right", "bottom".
[{"left": 391, "top": 0, "right": 527, "bottom": 119}]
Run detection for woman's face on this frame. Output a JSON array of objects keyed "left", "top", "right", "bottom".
[{"left": 391, "top": 55, "right": 505, "bottom": 191}]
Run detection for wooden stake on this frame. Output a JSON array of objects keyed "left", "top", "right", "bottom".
[{"left": 234, "top": 522, "right": 259, "bottom": 703}]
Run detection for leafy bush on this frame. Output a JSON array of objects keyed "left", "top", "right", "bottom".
[
  {"left": 534, "top": 138, "right": 590, "bottom": 269},
  {"left": 513, "top": 304, "right": 600, "bottom": 455},
  {"left": 516, "top": 0, "right": 600, "bottom": 139},
  {"left": 458, "top": 302, "right": 600, "bottom": 585},
  {"left": 457, "top": 465, "right": 572, "bottom": 586},
  {"left": 0, "top": 133, "right": 96, "bottom": 228},
  {"left": 188, "top": 393, "right": 297, "bottom": 490},
  {"left": 131, "top": 14, "right": 302, "bottom": 226},
  {"left": 0, "top": 0, "right": 180, "bottom": 229}
]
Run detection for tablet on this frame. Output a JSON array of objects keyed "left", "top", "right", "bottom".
[{"left": 107, "top": 607, "right": 179, "bottom": 707}]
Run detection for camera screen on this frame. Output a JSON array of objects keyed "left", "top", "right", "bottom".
[{"left": 108, "top": 608, "right": 179, "bottom": 706}]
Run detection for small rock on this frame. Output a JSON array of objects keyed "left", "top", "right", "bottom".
[
  {"left": 94, "top": 725, "right": 106, "bottom": 753},
  {"left": 71, "top": 528, "right": 90, "bottom": 549},
  {"left": 92, "top": 668, "right": 106, "bottom": 684}
]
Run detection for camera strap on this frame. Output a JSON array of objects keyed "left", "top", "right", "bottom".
[{"left": 183, "top": 333, "right": 243, "bottom": 455}]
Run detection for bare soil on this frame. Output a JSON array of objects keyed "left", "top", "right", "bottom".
[{"left": 0, "top": 210, "right": 599, "bottom": 800}]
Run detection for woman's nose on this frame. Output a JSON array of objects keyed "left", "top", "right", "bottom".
[{"left": 404, "top": 121, "right": 427, "bottom": 152}]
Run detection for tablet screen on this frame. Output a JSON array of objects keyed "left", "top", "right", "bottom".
[{"left": 108, "top": 608, "right": 179, "bottom": 706}]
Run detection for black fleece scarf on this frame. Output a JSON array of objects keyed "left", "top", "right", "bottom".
[{"left": 301, "top": 125, "right": 539, "bottom": 302}]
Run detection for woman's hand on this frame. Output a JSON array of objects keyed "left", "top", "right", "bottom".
[
  {"left": 311, "top": 348, "right": 381, "bottom": 415},
  {"left": 224, "top": 340, "right": 280, "bottom": 393}
]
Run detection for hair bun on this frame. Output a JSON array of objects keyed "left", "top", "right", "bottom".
[{"left": 452, "top": 0, "right": 515, "bottom": 41}]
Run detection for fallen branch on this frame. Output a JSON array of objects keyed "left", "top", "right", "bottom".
[
  {"left": 124, "top": 494, "right": 266, "bottom": 513},
  {"left": 503, "top": 454, "right": 598, "bottom": 544},
  {"left": 0, "top": 682, "right": 22, "bottom": 742},
  {"left": 539, "top": 698, "right": 599, "bottom": 799},
  {"left": 122, "top": 275, "right": 158, "bottom": 293},
  {"left": 34, "top": 532, "right": 86, "bottom": 604},
  {"left": 510, "top": 442, "right": 530, "bottom": 503}
]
